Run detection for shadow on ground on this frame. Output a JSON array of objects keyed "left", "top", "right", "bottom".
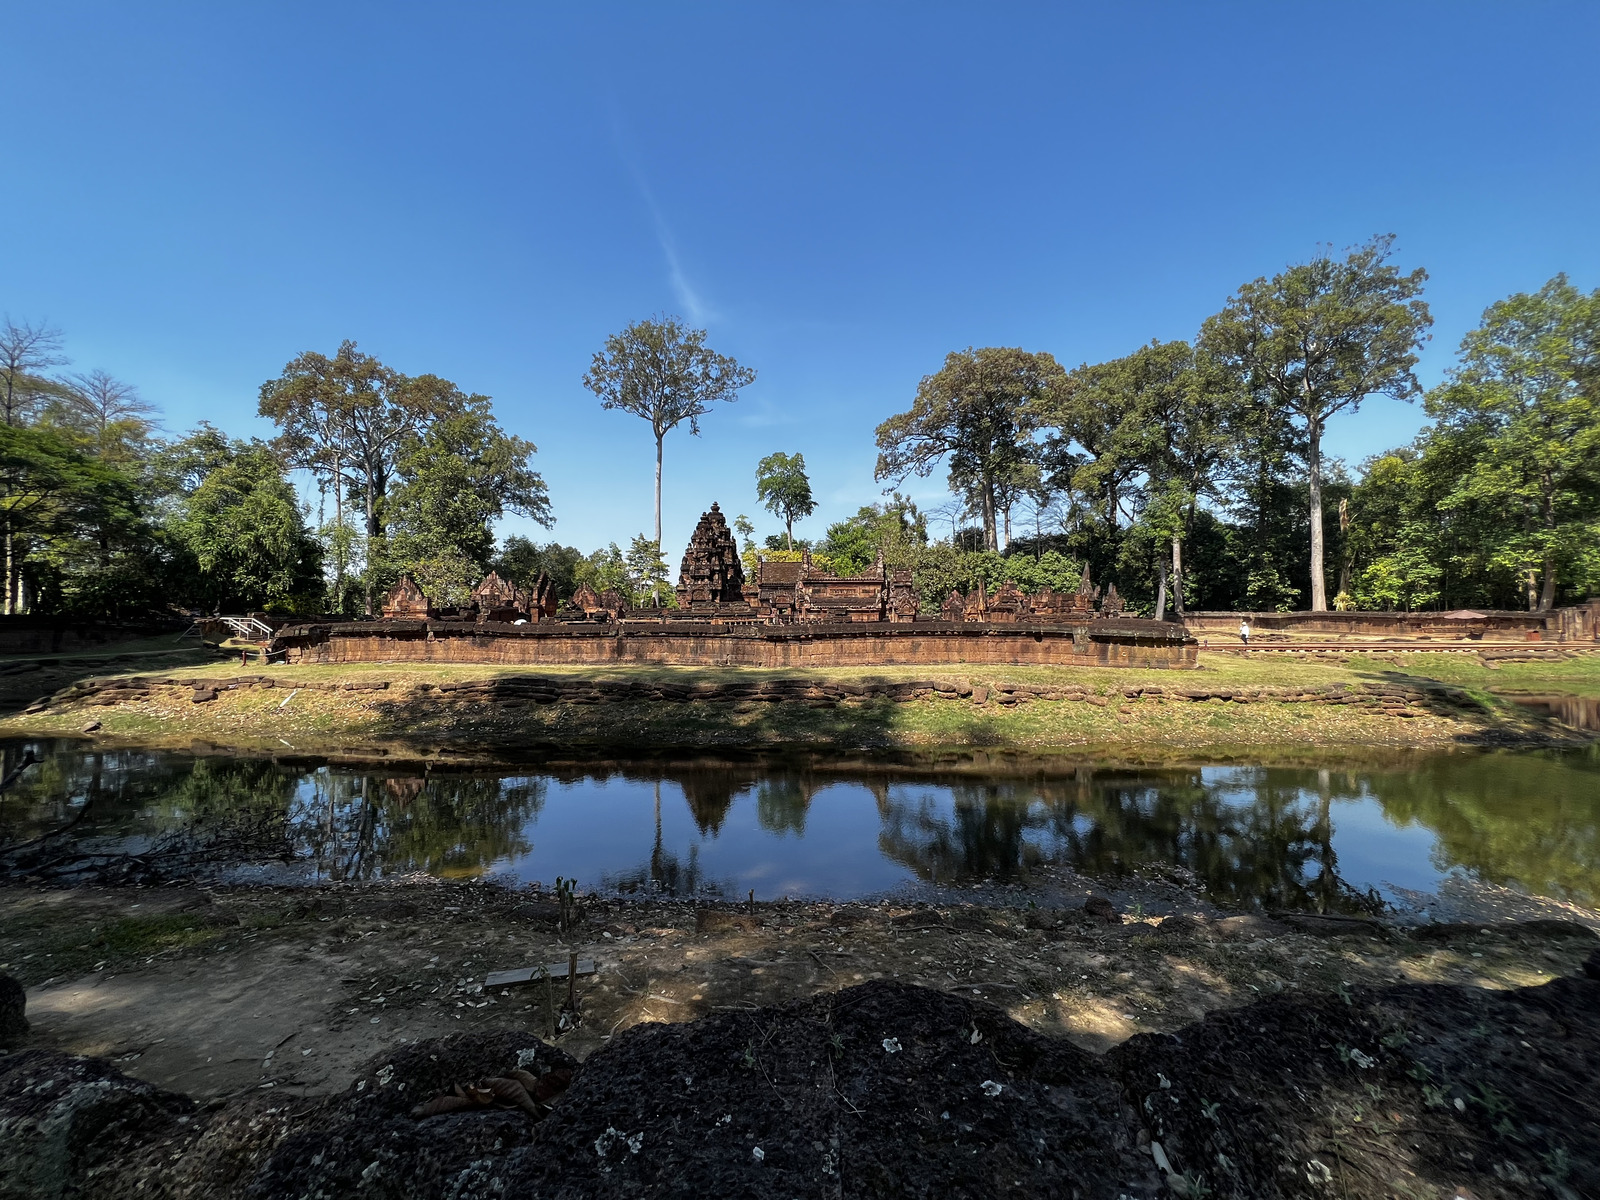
[
  {"left": 0, "top": 637, "right": 221, "bottom": 718},
  {"left": 4, "top": 965, "right": 1597, "bottom": 1198}
]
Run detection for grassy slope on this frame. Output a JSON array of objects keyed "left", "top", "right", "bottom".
[{"left": 3, "top": 648, "right": 1594, "bottom": 758}]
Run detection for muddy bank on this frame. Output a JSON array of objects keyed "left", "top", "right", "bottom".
[
  {"left": 5, "top": 880, "right": 1597, "bottom": 1098},
  {"left": 5, "top": 968, "right": 1599, "bottom": 1199}
]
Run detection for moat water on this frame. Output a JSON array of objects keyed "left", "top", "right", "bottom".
[{"left": 2, "top": 740, "right": 1597, "bottom": 915}]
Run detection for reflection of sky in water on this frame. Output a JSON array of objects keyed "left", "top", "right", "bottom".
[
  {"left": 494, "top": 780, "right": 920, "bottom": 899},
  {"left": 5, "top": 741, "right": 1597, "bottom": 909},
  {"left": 1324, "top": 794, "right": 1444, "bottom": 897},
  {"left": 483, "top": 772, "right": 1540, "bottom": 903}
]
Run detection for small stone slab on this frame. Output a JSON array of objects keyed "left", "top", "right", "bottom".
[{"left": 485, "top": 959, "right": 596, "bottom": 989}]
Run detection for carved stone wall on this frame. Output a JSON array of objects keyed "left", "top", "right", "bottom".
[
  {"left": 278, "top": 619, "right": 1198, "bottom": 669},
  {"left": 469, "top": 570, "right": 527, "bottom": 623},
  {"left": 381, "top": 576, "right": 433, "bottom": 619}
]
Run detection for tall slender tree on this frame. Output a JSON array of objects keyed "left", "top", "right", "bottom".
[
  {"left": 1200, "top": 236, "right": 1431, "bottom": 610},
  {"left": 582, "top": 316, "right": 755, "bottom": 548}
]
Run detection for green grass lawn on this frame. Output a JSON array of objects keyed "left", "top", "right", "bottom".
[
  {"left": 122, "top": 645, "right": 1600, "bottom": 696},
  {"left": 4, "top": 640, "right": 1594, "bottom": 758}
]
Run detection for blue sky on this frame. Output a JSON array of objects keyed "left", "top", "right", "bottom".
[{"left": 4, "top": 2, "right": 1597, "bottom": 558}]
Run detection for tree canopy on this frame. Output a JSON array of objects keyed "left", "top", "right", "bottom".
[
  {"left": 583, "top": 316, "right": 755, "bottom": 547},
  {"left": 158, "top": 426, "right": 323, "bottom": 614},
  {"left": 875, "top": 347, "right": 1060, "bottom": 552},
  {"left": 384, "top": 404, "right": 549, "bottom": 605},
  {"left": 259, "top": 342, "right": 541, "bottom": 614},
  {"left": 1419, "top": 276, "right": 1598, "bottom": 610},
  {"left": 754, "top": 451, "right": 815, "bottom": 550},
  {"left": 1200, "top": 236, "right": 1432, "bottom": 610}
]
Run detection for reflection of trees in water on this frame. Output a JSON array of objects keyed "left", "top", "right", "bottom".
[
  {"left": 1365, "top": 750, "right": 1600, "bottom": 907},
  {"left": 877, "top": 782, "right": 1038, "bottom": 885},
  {"left": 288, "top": 772, "right": 544, "bottom": 881},
  {"left": 1, "top": 743, "right": 294, "bottom": 847},
  {"left": 756, "top": 777, "right": 813, "bottom": 836},
  {"left": 9, "top": 742, "right": 1596, "bottom": 908},
  {"left": 606, "top": 779, "right": 710, "bottom": 897},
  {"left": 876, "top": 769, "right": 1379, "bottom": 912}
]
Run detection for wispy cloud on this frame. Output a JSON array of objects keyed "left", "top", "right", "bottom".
[
  {"left": 608, "top": 104, "right": 716, "bottom": 324},
  {"left": 734, "top": 397, "right": 795, "bottom": 429}
]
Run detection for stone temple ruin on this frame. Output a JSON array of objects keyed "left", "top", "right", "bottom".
[
  {"left": 676, "top": 503, "right": 747, "bottom": 612},
  {"left": 278, "top": 504, "right": 1196, "bottom": 668}
]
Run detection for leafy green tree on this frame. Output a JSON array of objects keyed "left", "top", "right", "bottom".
[
  {"left": 157, "top": 426, "right": 323, "bottom": 614},
  {"left": 0, "top": 319, "right": 73, "bottom": 610},
  {"left": 1345, "top": 449, "right": 1452, "bottom": 611},
  {"left": 875, "top": 347, "right": 1061, "bottom": 552},
  {"left": 754, "top": 451, "right": 815, "bottom": 550},
  {"left": 820, "top": 494, "right": 927, "bottom": 575},
  {"left": 1132, "top": 343, "right": 1242, "bottom": 618},
  {"left": 573, "top": 543, "right": 630, "bottom": 598},
  {"left": 582, "top": 316, "right": 756, "bottom": 547},
  {"left": 1036, "top": 339, "right": 1241, "bottom": 618},
  {"left": 1032, "top": 353, "right": 1149, "bottom": 533},
  {"left": 20, "top": 369, "right": 166, "bottom": 615},
  {"left": 384, "top": 405, "right": 550, "bottom": 604},
  {"left": 492, "top": 537, "right": 584, "bottom": 603},
  {"left": 1201, "top": 236, "right": 1432, "bottom": 610},
  {"left": 260, "top": 343, "right": 486, "bottom": 612},
  {"left": 0, "top": 422, "right": 146, "bottom": 616},
  {"left": 1424, "top": 275, "right": 1600, "bottom": 610},
  {"left": 625, "top": 534, "right": 673, "bottom": 606},
  {"left": 732, "top": 513, "right": 757, "bottom": 575}
]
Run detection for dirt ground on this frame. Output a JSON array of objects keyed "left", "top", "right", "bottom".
[
  {"left": 4, "top": 961, "right": 1598, "bottom": 1198},
  {"left": 4, "top": 879, "right": 1596, "bottom": 1104}
]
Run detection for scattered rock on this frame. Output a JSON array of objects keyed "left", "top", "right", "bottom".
[
  {"left": 0, "top": 1049, "right": 194, "bottom": 1199},
  {"left": 1083, "top": 895, "right": 1120, "bottom": 925},
  {"left": 510, "top": 901, "right": 564, "bottom": 926},
  {"left": 1154, "top": 915, "right": 1203, "bottom": 939},
  {"left": 78, "top": 720, "right": 101, "bottom": 734},
  {"left": 1212, "top": 913, "right": 1292, "bottom": 940},
  {"left": 1024, "top": 907, "right": 1067, "bottom": 931},
  {"left": 889, "top": 908, "right": 947, "bottom": 930},
  {"left": 191, "top": 687, "right": 218, "bottom": 704}
]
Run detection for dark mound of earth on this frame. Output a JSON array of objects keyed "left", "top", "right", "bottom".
[{"left": 3, "top": 973, "right": 1596, "bottom": 1199}]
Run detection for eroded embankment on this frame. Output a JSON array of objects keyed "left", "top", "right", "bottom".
[{"left": 6, "top": 665, "right": 1580, "bottom": 755}]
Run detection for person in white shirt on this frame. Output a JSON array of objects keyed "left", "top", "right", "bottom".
[{"left": 1239, "top": 619, "right": 1250, "bottom": 647}]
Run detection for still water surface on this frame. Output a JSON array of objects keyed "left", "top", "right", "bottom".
[{"left": 3, "top": 741, "right": 1597, "bottom": 913}]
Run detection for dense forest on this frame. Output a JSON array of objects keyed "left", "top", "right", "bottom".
[{"left": 1, "top": 241, "right": 1594, "bottom": 622}]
